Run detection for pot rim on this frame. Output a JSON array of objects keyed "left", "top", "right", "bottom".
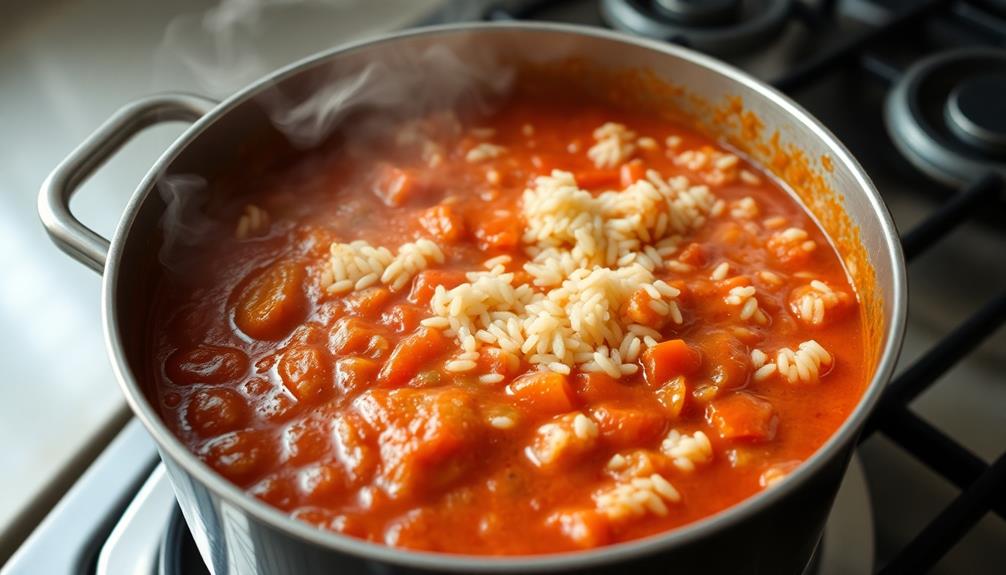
[{"left": 102, "top": 21, "right": 907, "bottom": 572}]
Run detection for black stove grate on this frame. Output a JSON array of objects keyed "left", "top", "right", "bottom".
[{"left": 478, "top": 2, "right": 1006, "bottom": 573}]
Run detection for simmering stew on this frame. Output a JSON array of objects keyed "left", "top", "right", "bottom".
[{"left": 151, "top": 93, "right": 866, "bottom": 555}]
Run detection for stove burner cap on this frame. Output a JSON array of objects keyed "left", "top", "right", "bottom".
[
  {"left": 600, "top": 0, "right": 793, "bottom": 55},
  {"left": 653, "top": 0, "right": 740, "bottom": 26},
  {"left": 885, "top": 49, "right": 1006, "bottom": 187},
  {"left": 945, "top": 74, "right": 1006, "bottom": 154}
]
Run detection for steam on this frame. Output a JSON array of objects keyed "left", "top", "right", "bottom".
[{"left": 153, "top": 0, "right": 517, "bottom": 272}]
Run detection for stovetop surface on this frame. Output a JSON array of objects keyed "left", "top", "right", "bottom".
[{"left": 3, "top": 1, "right": 1005, "bottom": 574}]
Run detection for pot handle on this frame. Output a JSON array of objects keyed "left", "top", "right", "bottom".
[{"left": 38, "top": 93, "right": 218, "bottom": 274}]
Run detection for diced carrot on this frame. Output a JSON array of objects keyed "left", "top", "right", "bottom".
[
  {"left": 165, "top": 345, "right": 249, "bottom": 385},
  {"left": 377, "top": 327, "right": 451, "bottom": 387},
  {"left": 186, "top": 388, "right": 249, "bottom": 437},
  {"left": 655, "top": 375, "right": 688, "bottom": 419},
  {"left": 619, "top": 160, "right": 646, "bottom": 187},
  {"left": 234, "top": 261, "right": 307, "bottom": 341},
  {"left": 642, "top": 339, "right": 702, "bottom": 387},
  {"left": 477, "top": 347, "right": 516, "bottom": 379},
  {"left": 278, "top": 344, "right": 331, "bottom": 402},
  {"left": 329, "top": 317, "right": 387, "bottom": 356},
  {"left": 473, "top": 213, "right": 521, "bottom": 251},
  {"left": 417, "top": 204, "right": 466, "bottom": 244},
  {"left": 574, "top": 169, "right": 620, "bottom": 189},
  {"left": 706, "top": 392, "right": 778, "bottom": 442},
  {"left": 408, "top": 269, "right": 468, "bottom": 306},
  {"left": 335, "top": 356, "right": 380, "bottom": 396},
  {"left": 701, "top": 331, "right": 750, "bottom": 391},
  {"left": 590, "top": 403, "right": 667, "bottom": 448},
  {"left": 381, "top": 303, "right": 428, "bottom": 333},
  {"left": 199, "top": 429, "right": 274, "bottom": 484},
  {"left": 623, "top": 287, "right": 668, "bottom": 330},
  {"left": 505, "top": 371, "right": 574, "bottom": 415},
  {"left": 343, "top": 287, "right": 391, "bottom": 319},
  {"left": 572, "top": 372, "right": 624, "bottom": 403},
  {"left": 372, "top": 163, "right": 418, "bottom": 207},
  {"left": 678, "top": 243, "right": 707, "bottom": 267}
]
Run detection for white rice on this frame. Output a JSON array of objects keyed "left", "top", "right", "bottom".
[
  {"left": 751, "top": 340, "right": 832, "bottom": 384},
  {"left": 587, "top": 122, "right": 637, "bottom": 168},
  {"left": 322, "top": 238, "right": 443, "bottom": 294}
]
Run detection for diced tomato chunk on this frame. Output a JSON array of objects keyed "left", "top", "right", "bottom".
[
  {"left": 343, "top": 287, "right": 391, "bottom": 319},
  {"left": 574, "top": 169, "right": 620, "bottom": 189},
  {"left": 477, "top": 347, "right": 516, "bottom": 379},
  {"left": 572, "top": 372, "right": 625, "bottom": 403},
  {"left": 707, "top": 392, "right": 778, "bottom": 442},
  {"left": 473, "top": 213, "right": 521, "bottom": 251},
  {"left": 283, "top": 414, "right": 331, "bottom": 466},
  {"left": 655, "top": 375, "right": 688, "bottom": 419},
  {"left": 417, "top": 205, "right": 466, "bottom": 244},
  {"left": 619, "top": 160, "right": 646, "bottom": 187},
  {"left": 506, "top": 371, "right": 575, "bottom": 415},
  {"left": 700, "top": 331, "right": 750, "bottom": 392},
  {"left": 329, "top": 317, "right": 389, "bottom": 358},
  {"left": 642, "top": 339, "right": 702, "bottom": 387},
  {"left": 408, "top": 269, "right": 467, "bottom": 306},
  {"left": 278, "top": 345, "right": 331, "bottom": 402},
  {"left": 199, "top": 429, "right": 274, "bottom": 485},
  {"left": 351, "top": 387, "right": 483, "bottom": 499},
  {"left": 381, "top": 304, "right": 427, "bottom": 333},
  {"left": 678, "top": 243, "right": 707, "bottom": 267},
  {"left": 234, "top": 261, "right": 307, "bottom": 341},
  {"left": 377, "top": 327, "right": 451, "bottom": 388},
  {"left": 334, "top": 356, "right": 379, "bottom": 396},
  {"left": 624, "top": 287, "right": 668, "bottom": 330},
  {"left": 186, "top": 388, "right": 249, "bottom": 437},
  {"left": 166, "top": 345, "right": 249, "bottom": 385},
  {"left": 373, "top": 164, "right": 419, "bottom": 207},
  {"left": 590, "top": 403, "right": 666, "bottom": 448}
]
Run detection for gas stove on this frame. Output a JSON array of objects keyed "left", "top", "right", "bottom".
[{"left": 4, "top": 1, "right": 1005, "bottom": 574}]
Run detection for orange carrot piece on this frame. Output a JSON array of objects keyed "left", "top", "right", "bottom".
[
  {"left": 417, "top": 204, "right": 466, "bottom": 244},
  {"left": 408, "top": 269, "right": 468, "bottom": 306},
  {"left": 472, "top": 214, "right": 521, "bottom": 251},
  {"left": 642, "top": 339, "right": 702, "bottom": 387},
  {"left": 574, "top": 169, "right": 620, "bottom": 189},
  {"left": 590, "top": 404, "right": 667, "bottom": 448},
  {"left": 706, "top": 392, "right": 778, "bottom": 442},
  {"left": 506, "top": 371, "right": 575, "bottom": 415},
  {"left": 372, "top": 163, "right": 418, "bottom": 207},
  {"left": 377, "top": 327, "right": 450, "bottom": 387},
  {"left": 234, "top": 261, "right": 307, "bottom": 341}
]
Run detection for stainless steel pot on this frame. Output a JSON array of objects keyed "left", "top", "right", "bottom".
[{"left": 39, "top": 23, "right": 906, "bottom": 574}]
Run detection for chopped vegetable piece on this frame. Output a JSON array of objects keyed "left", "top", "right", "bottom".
[
  {"left": 590, "top": 404, "right": 667, "bottom": 448},
  {"left": 373, "top": 164, "right": 418, "bottom": 207},
  {"left": 417, "top": 205, "right": 466, "bottom": 243},
  {"left": 166, "top": 345, "right": 249, "bottom": 385},
  {"left": 505, "top": 371, "right": 575, "bottom": 415},
  {"left": 278, "top": 345, "right": 331, "bottom": 402},
  {"left": 707, "top": 392, "right": 779, "bottom": 442},
  {"left": 642, "top": 339, "right": 702, "bottom": 387},
  {"left": 377, "top": 327, "right": 451, "bottom": 388},
  {"left": 234, "top": 261, "right": 307, "bottom": 341},
  {"left": 408, "top": 269, "right": 468, "bottom": 306}
]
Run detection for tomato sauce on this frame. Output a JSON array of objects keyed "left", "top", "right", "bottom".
[{"left": 151, "top": 93, "right": 866, "bottom": 555}]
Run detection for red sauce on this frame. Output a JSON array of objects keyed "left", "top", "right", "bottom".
[{"left": 151, "top": 94, "right": 866, "bottom": 555}]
